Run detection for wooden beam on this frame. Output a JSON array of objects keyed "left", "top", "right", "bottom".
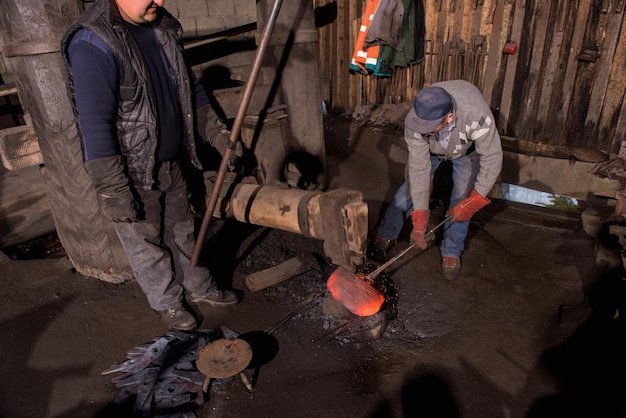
[
  {"left": 614, "top": 89, "right": 626, "bottom": 158},
  {"left": 551, "top": 0, "right": 592, "bottom": 144},
  {"left": 245, "top": 255, "right": 312, "bottom": 292},
  {"left": 536, "top": 1, "right": 569, "bottom": 143},
  {"left": 482, "top": 0, "right": 510, "bottom": 107},
  {"left": 498, "top": 0, "right": 527, "bottom": 133},
  {"left": 500, "top": 135, "right": 571, "bottom": 159},
  {"left": 0, "top": 82, "right": 17, "bottom": 97},
  {"left": 585, "top": 3, "right": 625, "bottom": 152},
  {"left": 516, "top": 0, "right": 549, "bottom": 140}
]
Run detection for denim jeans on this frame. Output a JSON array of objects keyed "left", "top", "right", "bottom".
[
  {"left": 113, "top": 161, "right": 215, "bottom": 311},
  {"left": 377, "top": 151, "right": 480, "bottom": 257}
]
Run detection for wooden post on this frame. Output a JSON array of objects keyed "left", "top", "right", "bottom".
[
  {"left": 256, "top": 0, "right": 327, "bottom": 187},
  {"left": 0, "top": 0, "right": 132, "bottom": 283}
]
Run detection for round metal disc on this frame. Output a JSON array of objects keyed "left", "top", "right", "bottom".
[{"left": 196, "top": 338, "right": 253, "bottom": 378}]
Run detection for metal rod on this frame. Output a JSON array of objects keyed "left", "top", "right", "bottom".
[
  {"left": 366, "top": 215, "right": 452, "bottom": 280},
  {"left": 265, "top": 292, "right": 323, "bottom": 334},
  {"left": 191, "top": 0, "right": 284, "bottom": 267},
  {"left": 312, "top": 316, "right": 366, "bottom": 345}
]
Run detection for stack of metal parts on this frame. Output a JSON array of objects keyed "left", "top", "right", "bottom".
[{"left": 102, "top": 329, "right": 219, "bottom": 417}]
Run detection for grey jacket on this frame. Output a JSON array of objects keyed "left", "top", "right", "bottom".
[
  {"left": 404, "top": 80, "right": 503, "bottom": 210},
  {"left": 61, "top": 0, "right": 201, "bottom": 189}
]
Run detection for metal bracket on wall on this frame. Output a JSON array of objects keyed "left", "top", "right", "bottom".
[{"left": 577, "top": 49, "right": 600, "bottom": 62}]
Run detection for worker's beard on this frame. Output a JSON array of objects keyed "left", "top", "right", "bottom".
[{"left": 142, "top": 5, "right": 159, "bottom": 22}]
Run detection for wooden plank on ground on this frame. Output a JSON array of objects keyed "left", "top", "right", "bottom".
[{"left": 246, "top": 255, "right": 312, "bottom": 292}]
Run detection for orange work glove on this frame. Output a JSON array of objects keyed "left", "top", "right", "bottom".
[
  {"left": 448, "top": 189, "right": 490, "bottom": 222},
  {"left": 410, "top": 210, "right": 430, "bottom": 249}
]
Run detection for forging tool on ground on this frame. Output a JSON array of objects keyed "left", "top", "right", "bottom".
[
  {"left": 312, "top": 316, "right": 367, "bottom": 346},
  {"left": 265, "top": 292, "right": 323, "bottom": 334}
]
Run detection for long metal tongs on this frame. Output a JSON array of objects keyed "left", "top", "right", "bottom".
[
  {"left": 190, "top": 0, "right": 284, "bottom": 267},
  {"left": 366, "top": 214, "right": 453, "bottom": 281}
]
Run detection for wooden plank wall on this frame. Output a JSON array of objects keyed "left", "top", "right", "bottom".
[{"left": 313, "top": 0, "right": 626, "bottom": 154}]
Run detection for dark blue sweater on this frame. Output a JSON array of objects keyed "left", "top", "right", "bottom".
[{"left": 68, "top": 24, "right": 209, "bottom": 162}]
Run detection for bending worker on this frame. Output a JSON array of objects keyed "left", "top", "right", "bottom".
[
  {"left": 370, "top": 80, "right": 503, "bottom": 279},
  {"left": 61, "top": 0, "right": 242, "bottom": 331}
]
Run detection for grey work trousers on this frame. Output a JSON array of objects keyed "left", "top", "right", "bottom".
[{"left": 113, "top": 161, "right": 215, "bottom": 311}]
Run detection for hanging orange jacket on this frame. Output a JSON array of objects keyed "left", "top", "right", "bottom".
[{"left": 350, "top": 0, "right": 382, "bottom": 74}]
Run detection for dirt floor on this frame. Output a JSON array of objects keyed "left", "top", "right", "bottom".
[{"left": 2, "top": 115, "right": 626, "bottom": 418}]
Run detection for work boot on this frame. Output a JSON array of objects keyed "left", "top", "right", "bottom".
[
  {"left": 441, "top": 255, "right": 461, "bottom": 280},
  {"left": 188, "top": 289, "right": 240, "bottom": 307},
  {"left": 158, "top": 306, "right": 198, "bottom": 331},
  {"left": 367, "top": 234, "right": 397, "bottom": 264}
]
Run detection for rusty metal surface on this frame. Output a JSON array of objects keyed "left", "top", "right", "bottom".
[{"left": 196, "top": 338, "right": 252, "bottom": 379}]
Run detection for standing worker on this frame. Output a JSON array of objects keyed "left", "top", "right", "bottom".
[
  {"left": 369, "top": 80, "right": 503, "bottom": 279},
  {"left": 61, "top": 0, "right": 242, "bottom": 331}
]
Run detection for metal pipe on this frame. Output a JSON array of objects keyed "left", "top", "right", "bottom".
[{"left": 191, "top": 0, "right": 284, "bottom": 267}]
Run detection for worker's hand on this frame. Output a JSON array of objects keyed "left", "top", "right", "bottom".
[
  {"left": 99, "top": 192, "right": 138, "bottom": 223},
  {"left": 196, "top": 105, "right": 243, "bottom": 172},
  {"left": 447, "top": 189, "right": 490, "bottom": 223},
  {"left": 85, "top": 156, "right": 138, "bottom": 223},
  {"left": 213, "top": 131, "right": 243, "bottom": 172},
  {"left": 410, "top": 210, "right": 430, "bottom": 249}
]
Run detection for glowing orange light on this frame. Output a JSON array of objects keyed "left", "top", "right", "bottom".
[{"left": 327, "top": 267, "right": 384, "bottom": 316}]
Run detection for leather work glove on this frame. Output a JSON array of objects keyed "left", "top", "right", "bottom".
[
  {"left": 213, "top": 130, "right": 243, "bottom": 171},
  {"left": 410, "top": 209, "right": 430, "bottom": 249},
  {"left": 197, "top": 104, "right": 243, "bottom": 171},
  {"left": 85, "top": 156, "right": 138, "bottom": 223},
  {"left": 447, "top": 189, "right": 490, "bottom": 223}
]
